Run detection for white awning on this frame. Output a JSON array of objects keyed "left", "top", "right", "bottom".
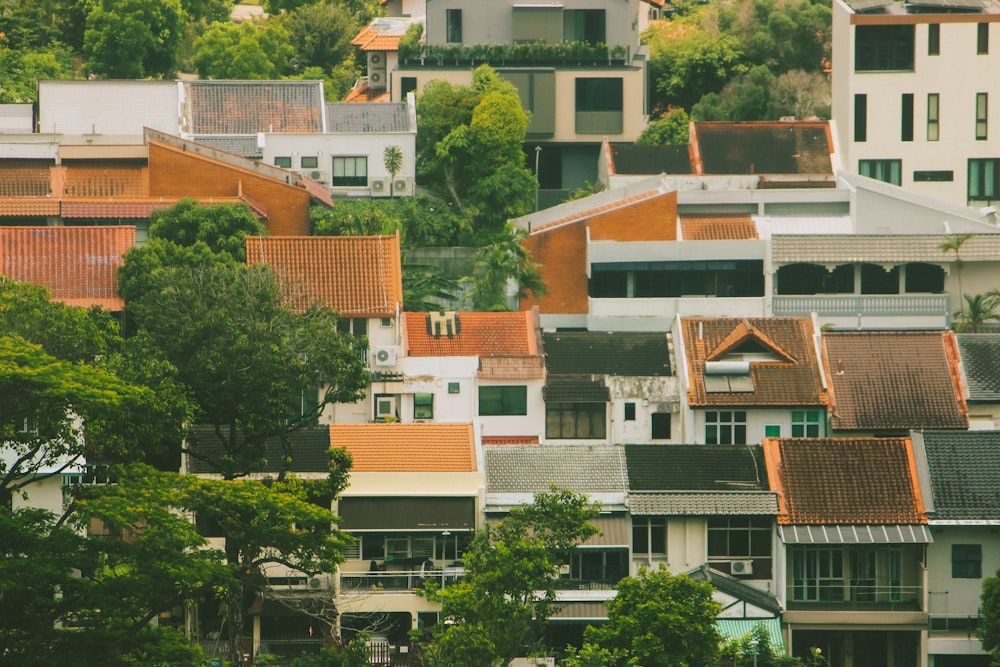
[{"left": 779, "top": 524, "right": 933, "bottom": 544}]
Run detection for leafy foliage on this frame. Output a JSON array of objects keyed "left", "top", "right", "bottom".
[
  {"left": 719, "top": 623, "right": 797, "bottom": 666},
  {"left": 148, "top": 198, "right": 267, "bottom": 262},
  {"left": 193, "top": 18, "right": 294, "bottom": 79},
  {"left": 0, "top": 41, "right": 75, "bottom": 103},
  {"left": 981, "top": 570, "right": 1000, "bottom": 662},
  {"left": 466, "top": 223, "right": 545, "bottom": 311},
  {"left": 636, "top": 107, "right": 691, "bottom": 145},
  {"left": 281, "top": 2, "right": 359, "bottom": 75},
  {"left": 310, "top": 197, "right": 473, "bottom": 247},
  {"left": 83, "top": 0, "right": 185, "bottom": 78}
]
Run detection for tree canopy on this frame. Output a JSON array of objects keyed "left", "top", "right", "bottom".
[
  {"left": 193, "top": 18, "right": 294, "bottom": 80},
  {"left": 83, "top": 0, "right": 185, "bottom": 78}
]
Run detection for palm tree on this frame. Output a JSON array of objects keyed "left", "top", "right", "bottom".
[
  {"left": 953, "top": 292, "right": 1000, "bottom": 332},
  {"left": 939, "top": 233, "right": 975, "bottom": 300},
  {"left": 383, "top": 145, "right": 403, "bottom": 198}
]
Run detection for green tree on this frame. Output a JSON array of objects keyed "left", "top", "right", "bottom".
[
  {"left": 954, "top": 293, "right": 1000, "bottom": 333},
  {"left": 980, "top": 570, "right": 1000, "bottom": 664},
  {"left": 691, "top": 65, "right": 775, "bottom": 121},
  {"left": 719, "top": 623, "right": 796, "bottom": 667},
  {"left": 0, "top": 42, "right": 75, "bottom": 103},
  {"left": 310, "top": 197, "right": 473, "bottom": 247},
  {"left": 465, "top": 223, "right": 545, "bottom": 311},
  {"left": 384, "top": 145, "right": 404, "bottom": 198},
  {"left": 83, "top": 0, "right": 185, "bottom": 78},
  {"left": 193, "top": 19, "right": 294, "bottom": 79},
  {"left": 0, "top": 0, "right": 87, "bottom": 51},
  {"left": 419, "top": 488, "right": 599, "bottom": 666},
  {"left": 939, "top": 232, "right": 975, "bottom": 300},
  {"left": 148, "top": 198, "right": 267, "bottom": 263},
  {"left": 281, "top": 2, "right": 359, "bottom": 74},
  {"left": 576, "top": 566, "right": 723, "bottom": 667},
  {"left": 770, "top": 69, "right": 831, "bottom": 120},
  {"left": 636, "top": 107, "right": 691, "bottom": 145}
]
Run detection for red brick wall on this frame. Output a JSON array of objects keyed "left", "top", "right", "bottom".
[
  {"left": 589, "top": 191, "right": 677, "bottom": 242},
  {"left": 147, "top": 142, "right": 310, "bottom": 236},
  {"left": 521, "top": 222, "right": 589, "bottom": 315}
]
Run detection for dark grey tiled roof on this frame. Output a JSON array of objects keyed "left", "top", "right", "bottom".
[
  {"left": 187, "top": 81, "right": 323, "bottom": 135},
  {"left": 543, "top": 332, "right": 671, "bottom": 376},
  {"left": 917, "top": 430, "right": 1000, "bottom": 520},
  {"left": 609, "top": 142, "right": 692, "bottom": 175},
  {"left": 191, "top": 135, "right": 263, "bottom": 159},
  {"left": 624, "top": 444, "right": 768, "bottom": 491},
  {"left": 629, "top": 491, "right": 778, "bottom": 515},
  {"left": 687, "top": 564, "right": 782, "bottom": 615},
  {"left": 484, "top": 445, "right": 627, "bottom": 494},
  {"left": 956, "top": 334, "right": 1000, "bottom": 402},
  {"left": 543, "top": 379, "right": 610, "bottom": 402},
  {"left": 326, "top": 102, "right": 410, "bottom": 133},
  {"left": 186, "top": 425, "right": 332, "bottom": 474}
]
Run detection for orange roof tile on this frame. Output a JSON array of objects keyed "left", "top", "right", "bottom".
[
  {"left": 246, "top": 235, "right": 403, "bottom": 317},
  {"left": 0, "top": 226, "right": 134, "bottom": 309},
  {"left": 763, "top": 437, "right": 925, "bottom": 525},
  {"left": 358, "top": 34, "right": 402, "bottom": 51},
  {"left": 707, "top": 319, "right": 795, "bottom": 363},
  {"left": 478, "top": 355, "right": 545, "bottom": 380},
  {"left": 0, "top": 198, "right": 61, "bottom": 217},
  {"left": 351, "top": 26, "right": 379, "bottom": 46},
  {"left": 404, "top": 311, "right": 539, "bottom": 357},
  {"left": 531, "top": 189, "right": 661, "bottom": 234},
  {"left": 329, "top": 423, "right": 477, "bottom": 472},
  {"left": 343, "top": 83, "right": 392, "bottom": 104},
  {"left": 482, "top": 435, "right": 540, "bottom": 445},
  {"left": 61, "top": 199, "right": 177, "bottom": 219},
  {"left": 681, "top": 216, "right": 759, "bottom": 241}
]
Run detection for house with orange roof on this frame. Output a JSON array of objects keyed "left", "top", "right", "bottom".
[
  {"left": 245, "top": 234, "right": 405, "bottom": 424},
  {"left": 676, "top": 317, "right": 828, "bottom": 446},
  {"left": 762, "top": 436, "right": 931, "bottom": 665},
  {"left": 330, "top": 422, "right": 483, "bottom": 653},
  {"left": 399, "top": 310, "right": 545, "bottom": 443},
  {"left": 348, "top": 16, "right": 422, "bottom": 103},
  {"left": 0, "top": 226, "right": 134, "bottom": 311}
]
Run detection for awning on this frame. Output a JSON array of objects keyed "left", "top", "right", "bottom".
[
  {"left": 779, "top": 524, "right": 933, "bottom": 544},
  {"left": 716, "top": 618, "right": 783, "bottom": 649},
  {"left": 338, "top": 497, "right": 476, "bottom": 530},
  {"left": 550, "top": 601, "right": 608, "bottom": 621},
  {"left": 543, "top": 380, "right": 609, "bottom": 402}
]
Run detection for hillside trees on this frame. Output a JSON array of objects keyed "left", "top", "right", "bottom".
[
  {"left": 83, "top": 0, "right": 186, "bottom": 78},
  {"left": 193, "top": 19, "right": 294, "bottom": 79}
]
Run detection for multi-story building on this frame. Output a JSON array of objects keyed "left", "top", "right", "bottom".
[{"left": 831, "top": 0, "right": 1000, "bottom": 207}]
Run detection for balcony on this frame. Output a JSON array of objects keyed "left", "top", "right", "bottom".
[
  {"left": 589, "top": 296, "right": 768, "bottom": 327},
  {"left": 786, "top": 583, "right": 923, "bottom": 612},
  {"left": 339, "top": 567, "right": 465, "bottom": 594},
  {"left": 772, "top": 294, "right": 950, "bottom": 328},
  {"left": 398, "top": 41, "right": 629, "bottom": 68}
]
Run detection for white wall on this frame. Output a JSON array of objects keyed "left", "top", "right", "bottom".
[
  {"left": 926, "top": 525, "right": 1000, "bottom": 620},
  {"left": 38, "top": 80, "right": 180, "bottom": 136}
]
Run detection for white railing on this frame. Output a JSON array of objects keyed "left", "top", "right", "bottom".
[{"left": 772, "top": 294, "right": 950, "bottom": 318}]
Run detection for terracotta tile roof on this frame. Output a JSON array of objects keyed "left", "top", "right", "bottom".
[
  {"left": 683, "top": 317, "right": 826, "bottom": 407},
  {"left": 823, "top": 331, "right": 967, "bottom": 431},
  {"left": 763, "top": 437, "right": 925, "bottom": 525},
  {"left": 60, "top": 199, "right": 177, "bottom": 219},
  {"left": 187, "top": 81, "right": 323, "bottom": 135},
  {"left": 0, "top": 225, "right": 134, "bottom": 309},
  {"left": 329, "top": 423, "right": 477, "bottom": 472},
  {"left": 482, "top": 435, "right": 539, "bottom": 445},
  {"left": 0, "top": 198, "right": 60, "bottom": 217},
  {"left": 351, "top": 26, "right": 379, "bottom": 46},
  {"left": 357, "top": 34, "right": 402, "bottom": 51},
  {"left": 530, "top": 189, "right": 661, "bottom": 234},
  {"left": 245, "top": 235, "right": 403, "bottom": 317},
  {"left": 681, "top": 216, "right": 759, "bottom": 241},
  {"left": 478, "top": 356, "right": 545, "bottom": 380},
  {"left": 343, "top": 83, "right": 392, "bottom": 103},
  {"left": 691, "top": 122, "right": 833, "bottom": 175},
  {"left": 404, "top": 311, "right": 539, "bottom": 357},
  {"left": 0, "top": 164, "right": 52, "bottom": 196},
  {"left": 64, "top": 165, "right": 145, "bottom": 198}
]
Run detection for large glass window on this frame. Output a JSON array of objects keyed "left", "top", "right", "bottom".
[
  {"left": 904, "top": 263, "right": 945, "bottom": 293},
  {"left": 332, "top": 156, "right": 367, "bottom": 187},
  {"left": 859, "top": 159, "right": 902, "bottom": 186},
  {"left": 928, "top": 23, "right": 940, "bottom": 55},
  {"left": 855, "top": 24, "right": 915, "bottom": 71},
  {"left": 705, "top": 410, "right": 747, "bottom": 445},
  {"left": 708, "top": 516, "right": 772, "bottom": 559},
  {"left": 413, "top": 393, "right": 434, "bottom": 420},
  {"left": 792, "top": 548, "right": 844, "bottom": 602},
  {"left": 546, "top": 402, "right": 606, "bottom": 439},
  {"left": 564, "top": 9, "right": 606, "bottom": 44},
  {"left": 969, "top": 158, "right": 1000, "bottom": 203},
  {"left": 632, "top": 518, "right": 666, "bottom": 556},
  {"left": 446, "top": 9, "right": 462, "bottom": 43},
  {"left": 953, "top": 544, "right": 982, "bottom": 578},
  {"left": 978, "top": 22, "right": 989, "bottom": 55},
  {"left": 575, "top": 78, "right": 623, "bottom": 134},
  {"left": 567, "top": 549, "right": 629, "bottom": 586},
  {"left": 479, "top": 386, "right": 527, "bottom": 416},
  {"left": 590, "top": 261, "right": 765, "bottom": 298},
  {"left": 860, "top": 263, "right": 900, "bottom": 294}
]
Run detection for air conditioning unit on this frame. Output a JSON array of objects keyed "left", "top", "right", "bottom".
[
  {"left": 308, "top": 575, "right": 329, "bottom": 590},
  {"left": 369, "top": 70, "right": 386, "bottom": 88},
  {"left": 308, "top": 169, "right": 328, "bottom": 183},
  {"left": 393, "top": 176, "right": 413, "bottom": 196},
  {"left": 370, "top": 178, "right": 390, "bottom": 197},
  {"left": 730, "top": 560, "right": 754, "bottom": 576},
  {"left": 374, "top": 346, "right": 397, "bottom": 366},
  {"left": 375, "top": 396, "right": 397, "bottom": 419},
  {"left": 368, "top": 52, "right": 385, "bottom": 69}
]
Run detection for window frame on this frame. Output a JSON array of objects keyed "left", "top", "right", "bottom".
[
  {"left": 632, "top": 517, "right": 667, "bottom": 556},
  {"left": 969, "top": 158, "right": 1000, "bottom": 202},
  {"left": 623, "top": 402, "right": 636, "bottom": 421},
  {"left": 859, "top": 159, "right": 902, "bottom": 186},
  {"left": 977, "top": 93, "right": 988, "bottom": 141},
  {"left": 978, "top": 22, "right": 989, "bottom": 55},
  {"left": 901, "top": 93, "right": 914, "bottom": 142},
  {"left": 707, "top": 516, "right": 772, "bottom": 560},
  {"left": 855, "top": 94, "right": 868, "bottom": 142},
  {"left": 300, "top": 155, "right": 319, "bottom": 169},
  {"left": 332, "top": 156, "right": 368, "bottom": 187},
  {"left": 705, "top": 410, "right": 747, "bottom": 445},
  {"left": 952, "top": 544, "right": 982, "bottom": 578},
  {"left": 854, "top": 24, "right": 915, "bottom": 71},
  {"left": 545, "top": 402, "right": 607, "bottom": 439},
  {"left": 927, "top": 93, "right": 940, "bottom": 142},
  {"left": 651, "top": 412, "right": 671, "bottom": 439},
  {"left": 928, "top": 23, "right": 940, "bottom": 55},
  {"left": 446, "top": 8, "right": 463, "bottom": 43},
  {"left": 413, "top": 393, "right": 434, "bottom": 420},
  {"left": 791, "top": 410, "right": 823, "bottom": 438},
  {"left": 274, "top": 156, "right": 292, "bottom": 168},
  {"left": 478, "top": 385, "right": 528, "bottom": 416}
]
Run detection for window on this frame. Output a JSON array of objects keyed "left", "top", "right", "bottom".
[
  {"left": 705, "top": 410, "right": 747, "bottom": 445},
  {"left": 337, "top": 318, "right": 368, "bottom": 337},
  {"left": 291, "top": 386, "right": 321, "bottom": 422},
  {"left": 546, "top": 402, "right": 606, "bottom": 439},
  {"left": 380, "top": 317, "right": 392, "bottom": 328},
  {"left": 414, "top": 393, "right": 434, "bottom": 420},
  {"left": 901, "top": 94, "right": 914, "bottom": 141},
  {"left": 274, "top": 156, "right": 292, "bottom": 168},
  {"left": 928, "top": 23, "right": 940, "bottom": 55},
  {"left": 953, "top": 544, "right": 982, "bottom": 578},
  {"left": 854, "top": 94, "right": 867, "bottom": 142},
  {"left": 300, "top": 155, "right": 318, "bottom": 169},
  {"left": 914, "top": 170, "right": 953, "bottom": 182},
  {"left": 632, "top": 518, "right": 666, "bottom": 556},
  {"left": 708, "top": 517, "right": 772, "bottom": 559},
  {"left": 332, "top": 156, "right": 367, "bottom": 187},
  {"left": 859, "top": 159, "right": 902, "bottom": 186},
  {"left": 904, "top": 262, "right": 945, "bottom": 292},
  {"left": 855, "top": 24, "right": 915, "bottom": 71},
  {"left": 791, "top": 410, "right": 823, "bottom": 437},
  {"left": 400, "top": 77, "right": 417, "bottom": 97},
  {"left": 479, "top": 386, "right": 527, "bottom": 416},
  {"left": 448, "top": 382, "right": 461, "bottom": 394},
  {"left": 446, "top": 9, "right": 462, "bottom": 43},
  {"left": 977, "top": 93, "right": 988, "bottom": 141},
  {"left": 927, "top": 93, "right": 939, "bottom": 142},
  {"left": 512, "top": 6, "right": 562, "bottom": 43},
  {"left": 969, "top": 158, "right": 1000, "bottom": 202},
  {"left": 978, "top": 22, "right": 989, "bottom": 55},
  {"left": 651, "top": 412, "right": 671, "bottom": 439},
  {"left": 765, "top": 425, "right": 780, "bottom": 438},
  {"left": 564, "top": 9, "right": 606, "bottom": 44},
  {"left": 792, "top": 548, "right": 844, "bottom": 602},
  {"left": 860, "top": 263, "right": 900, "bottom": 294},
  {"left": 624, "top": 402, "right": 636, "bottom": 421},
  {"left": 575, "top": 78, "right": 623, "bottom": 134}
]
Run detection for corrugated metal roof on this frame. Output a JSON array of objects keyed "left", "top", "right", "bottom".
[
  {"left": 778, "top": 524, "right": 933, "bottom": 544},
  {"left": 716, "top": 618, "right": 783, "bottom": 647}
]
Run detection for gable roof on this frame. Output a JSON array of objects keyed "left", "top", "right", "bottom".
[
  {"left": 681, "top": 216, "right": 759, "bottom": 241},
  {"left": 0, "top": 225, "right": 134, "bottom": 310},
  {"left": 185, "top": 424, "right": 333, "bottom": 474},
  {"left": 824, "top": 331, "right": 967, "bottom": 431},
  {"left": 956, "top": 334, "right": 1000, "bottom": 402},
  {"left": 186, "top": 80, "right": 324, "bottom": 135},
  {"left": 404, "top": 310, "right": 539, "bottom": 357},
  {"left": 624, "top": 444, "right": 768, "bottom": 491},
  {"left": 245, "top": 234, "right": 403, "bottom": 317},
  {"left": 485, "top": 445, "right": 627, "bottom": 494},
  {"left": 543, "top": 331, "right": 672, "bottom": 376},
  {"left": 913, "top": 430, "right": 1000, "bottom": 520},
  {"left": 691, "top": 122, "right": 833, "bottom": 176},
  {"left": 682, "top": 317, "right": 825, "bottom": 407},
  {"left": 763, "top": 437, "right": 925, "bottom": 525},
  {"left": 329, "top": 423, "right": 477, "bottom": 473},
  {"left": 326, "top": 102, "right": 411, "bottom": 133}
]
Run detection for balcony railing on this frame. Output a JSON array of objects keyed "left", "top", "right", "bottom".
[
  {"left": 340, "top": 568, "right": 465, "bottom": 593},
  {"left": 772, "top": 294, "right": 950, "bottom": 319},
  {"left": 399, "top": 41, "right": 629, "bottom": 67},
  {"left": 787, "top": 584, "right": 922, "bottom": 610}
]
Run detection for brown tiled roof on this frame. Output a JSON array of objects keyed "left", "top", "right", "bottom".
[
  {"left": 329, "top": 423, "right": 477, "bottom": 472},
  {"left": 0, "top": 226, "right": 134, "bottom": 309},
  {"left": 823, "top": 331, "right": 967, "bottom": 431},
  {"left": 245, "top": 235, "right": 403, "bottom": 317},
  {"left": 482, "top": 435, "right": 540, "bottom": 445},
  {"left": 61, "top": 199, "right": 177, "bottom": 219},
  {"left": 404, "top": 311, "right": 539, "bottom": 357},
  {"left": 0, "top": 164, "right": 52, "bottom": 197},
  {"left": 681, "top": 216, "right": 758, "bottom": 241},
  {"left": 478, "top": 356, "right": 545, "bottom": 380},
  {"left": 63, "top": 165, "right": 145, "bottom": 198},
  {"left": 763, "top": 437, "right": 925, "bottom": 525},
  {"left": 691, "top": 121, "right": 833, "bottom": 175},
  {"left": 531, "top": 190, "right": 660, "bottom": 234},
  {"left": 343, "top": 84, "right": 392, "bottom": 103},
  {"left": 358, "top": 34, "right": 402, "bottom": 51},
  {"left": 187, "top": 81, "right": 323, "bottom": 135},
  {"left": 683, "top": 317, "right": 826, "bottom": 407},
  {"left": 0, "top": 198, "right": 60, "bottom": 217}
]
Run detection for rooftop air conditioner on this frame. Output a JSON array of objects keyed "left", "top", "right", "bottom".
[
  {"left": 371, "top": 178, "right": 390, "bottom": 197},
  {"left": 730, "top": 560, "right": 754, "bottom": 576},
  {"left": 393, "top": 176, "right": 413, "bottom": 196},
  {"left": 369, "top": 70, "right": 386, "bottom": 87},
  {"left": 374, "top": 346, "right": 397, "bottom": 366}
]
